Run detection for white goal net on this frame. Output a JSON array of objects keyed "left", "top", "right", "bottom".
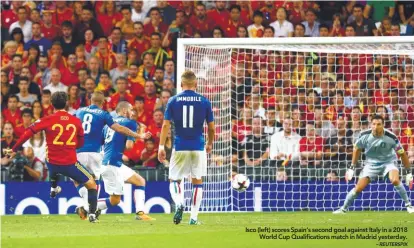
[{"left": 177, "top": 37, "right": 414, "bottom": 212}]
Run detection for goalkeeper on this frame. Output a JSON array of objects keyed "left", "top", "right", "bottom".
[{"left": 334, "top": 115, "right": 414, "bottom": 214}]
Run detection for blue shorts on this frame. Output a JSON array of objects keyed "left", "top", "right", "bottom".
[{"left": 46, "top": 161, "right": 92, "bottom": 184}]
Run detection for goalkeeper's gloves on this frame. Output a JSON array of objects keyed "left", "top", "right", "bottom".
[
  {"left": 405, "top": 169, "right": 413, "bottom": 187},
  {"left": 345, "top": 164, "right": 356, "bottom": 182}
]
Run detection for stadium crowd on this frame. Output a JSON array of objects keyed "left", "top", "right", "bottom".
[{"left": 1, "top": 1, "right": 413, "bottom": 182}]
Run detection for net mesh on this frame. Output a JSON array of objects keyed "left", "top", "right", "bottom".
[{"left": 180, "top": 41, "right": 414, "bottom": 212}]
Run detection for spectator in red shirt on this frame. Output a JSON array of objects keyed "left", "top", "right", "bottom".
[
  {"left": 1, "top": 1, "right": 21, "bottom": 33},
  {"left": 128, "top": 63, "right": 144, "bottom": 97},
  {"left": 54, "top": 1, "right": 74, "bottom": 26},
  {"left": 143, "top": 80, "right": 158, "bottom": 116},
  {"left": 330, "top": 14, "right": 345, "bottom": 37},
  {"left": 49, "top": 42, "right": 67, "bottom": 72},
  {"left": 374, "top": 77, "right": 391, "bottom": 106},
  {"left": 129, "top": 22, "right": 151, "bottom": 59},
  {"left": 108, "top": 77, "right": 134, "bottom": 112},
  {"left": 61, "top": 54, "right": 78, "bottom": 86},
  {"left": 207, "top": 1, "right": 230, "bottom": 28},
  {"left": 221, "top": 5, "right": 246, "bottom": 38},
  {"left": 299, "top": 122, "right": 324, "bottom": 165},
  {"left": 326, "top": 90, "right": 347, "bottom": 122},
  {"left": 41, "top": 90, "right": 53, "bottom": 117},
  {"left": 288, "top": 1, "right": 306, "bottom": 26},
  {"left": 67, "top": 84, "right": 81, "bottom": 114},
  {"left": 189, "top": 3, "right": 212, "bottom": 38},
  {"left": 2, "top": 95, "right": 22, "bottom": 128},
  {"left": 97, "top": 1, "right": 123, "bottom": 37},
  {"left": 134, "top": 96, "right": 151, "bottom": 127},
  {"left": 140, "top": 138, "right": 158, "bottom": 168},
  {"left": 14, "top": 108, "right": 33, "bottom": 138},
  {"left": 391, "top": 119, "right": 411, "bottom": 152},
  {"left": 95, "top": 37, "right": 117, "bottom": 72},
  {"left": 41, "top": 10, "right": 61, "bottom": 41},
  {"left": 144, "top": 7, "right": 168, "bottom": 37},
  {"left": 147, "top": 109, "right": 163, "bottom": 143},
  {"left": 338, "top": 53, "right": 367, "bottom": 82}
]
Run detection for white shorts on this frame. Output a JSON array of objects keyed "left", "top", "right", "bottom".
[
  {"left": 101, "top": 165, "right": 124, "bottom": 195},
  {"left": 120, "top": 164, "right": 135, "bottom": 182},
  {"left": 169, "top": 150, "right": 207, "bottom": 180},
  {"left": 359, "top": 161, "right": 399, "bottom": 180},
  {"left": 100, "top": 164, "right": 136, "bottom": 195},
  {"left": 77, "top": 152, "right": 103, "bottom": 179}
]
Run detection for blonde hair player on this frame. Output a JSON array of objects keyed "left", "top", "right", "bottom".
[{"left": 158, "top": 70, "right": 215, "bottom": 225}]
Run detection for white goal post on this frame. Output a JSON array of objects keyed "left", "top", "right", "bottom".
[{"left": 176, "top": 36, "right": 414, "bottom": 212}]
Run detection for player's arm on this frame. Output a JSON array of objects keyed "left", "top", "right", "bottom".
[
  {"left": 158, "top": 119, "right": 171, "bottom": 163},
  {"left": 125, "top": 140, "right": 134, "bottom": 150},
  {"left": 351, "top": 146, "right": 362, "bottom": 168},
  {"left": 110, "top": 123, "right": 141, "bottom": 139},
  {"left": 206, "top": 121, "right": 215, "bottom": 153},
  {"left": 395, "top": 140, "right": 413, "bottom": 186},
  {"left": 9, "top": 119, "right": 47, "bottom": 154},
  {"left": 205, "top": 100, "right": 215, "bottom": 154}
]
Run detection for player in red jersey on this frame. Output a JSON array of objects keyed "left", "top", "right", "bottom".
[{"left": 5, "top": 92, "right": 98, "bottom": 223}]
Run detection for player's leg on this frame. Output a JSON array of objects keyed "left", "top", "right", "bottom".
[
  {"left": 76, "top": 153, "right": 102, "bottom": 213},
  {"left": 46, "top": 163, "right": 61, "bottom": 198},
  {"left": 169, "top": 151, "right": 188, "bottom": 224},
  {"left": 65, "top": 161, "right": 98, "bottom": 223},
  {"left": 96, "top": 165, "right": 124, "bottom": 216},
  {"left": 334, "top": 175, "right": 371, "bottom": 214},
  {"left": 122, "top": 165, "right": 155, "bottom": 220},
  {"left": 386, "top": 165, "right": 414, "bottom": 213},
  {"left": 75, "top": 153, "right": 90, "bottom": 211},
  {"left": 189, "top": 150, "right": 207, "bottom": 225}
]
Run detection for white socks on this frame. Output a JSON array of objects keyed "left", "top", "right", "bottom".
[
  {"left": 190, "top": 184, "right": 203, "bottom": 221},
  {"left": 134, "top": 186, "right": 146, "bottom": 213},
  {"left": 169, "top": 181, "right": 184, "bottom": 207}
]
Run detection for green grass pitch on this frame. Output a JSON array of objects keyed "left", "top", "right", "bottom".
[{"left": 2, "top": 212, "right": 413, "bottom": 248}]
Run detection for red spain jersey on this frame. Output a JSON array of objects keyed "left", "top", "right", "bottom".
[
  {"left": 107, "top": 92, "right": 134, "bottom": 110},
  {"left": 128, "top": 37, "right": 151, "bottom": 57},
  {"left": 41, "top": 24, "right": 61, "bottom": 40},
  {"left": 299, "top": 136, "right": 324, "bottom": 152},
  {"left": 12, "top": 111, "right": 84, "bottom": 166},
  {"left": 2, "top": 109, "right": 22, "bottom": 128}
]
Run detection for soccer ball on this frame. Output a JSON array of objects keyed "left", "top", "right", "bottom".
[{"left": 232, "top": 174, "right": 250, "bottom": 192}]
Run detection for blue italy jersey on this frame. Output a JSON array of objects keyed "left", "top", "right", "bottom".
[
  {"left": 164, "top": 90, "right": 214, "bottom": 151},
  {"left": 102, "top": 116, "right": 137, "bottom": 167},
  {"left": 75, "top": 105, "right": 114, "bottom": 153}
]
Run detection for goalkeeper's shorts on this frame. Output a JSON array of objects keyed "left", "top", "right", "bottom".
[
  {"left": 169, "top": 150, "right": 207, "bottom": 180},
  {"left": 359, "top": 161, "right": 398, "bottom": 180}
]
